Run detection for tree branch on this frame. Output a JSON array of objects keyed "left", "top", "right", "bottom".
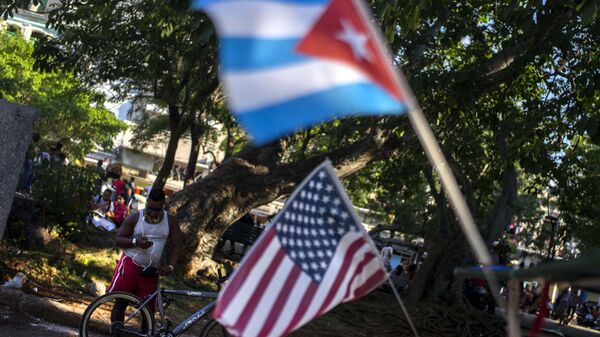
[{"left": 449, "top": 2, "right": 576, "bottom": 100}]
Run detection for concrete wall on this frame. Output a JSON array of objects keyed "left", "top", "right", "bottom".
[{"left": 0, "top": 100, "right": 37, "bottom": 241}]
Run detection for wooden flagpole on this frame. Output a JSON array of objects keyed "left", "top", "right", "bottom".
[
  {"left": 387, "top": 275, "right": 421, "bottom": 337},
  {"left": 356, "top": 0, "right": 507, "bottom": 315}
]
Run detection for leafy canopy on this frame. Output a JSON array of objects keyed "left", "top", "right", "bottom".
[{"left": 0, "top": 31, "right": 125, "bottom": 159}]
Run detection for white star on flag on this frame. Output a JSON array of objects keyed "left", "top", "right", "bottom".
[{"left": 336, "top": 19, "right": 372, "bottom": 62}]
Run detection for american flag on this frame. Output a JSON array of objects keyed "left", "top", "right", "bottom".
[{"left": 214, "top": 161, "right": 387, "bottom": 337}]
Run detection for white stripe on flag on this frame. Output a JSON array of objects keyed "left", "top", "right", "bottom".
[
  {"left": 292, "top": 232, "right": 365, "bottom": 330},
  {"left": 204, "top": 1, "right": 324, "bottom": 38},
  {"left": 223, "top": 60, "right": 372, "bottom": 112},
  {"left": 243, "top": 256, "right": 295, "bottom": 337},
  {"left": 219, "top": 237, "right": 281, "bottom": 327},
  {"left": 265, "top": 271, "right": 313, "bottom": 337},
  {"left": 346, "top": 256, "right": 384, "bottom": 299},
  {"left": 322, "top": 244, "right": 372, "bottom": 313}
]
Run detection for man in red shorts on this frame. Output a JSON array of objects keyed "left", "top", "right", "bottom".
[{"left": 107, "top": 188, "right": 183, "bottom": 330}]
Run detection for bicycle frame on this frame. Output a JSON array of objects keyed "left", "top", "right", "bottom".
[{"left": 123, "top": 287, "right": 219, "bottom": 337}]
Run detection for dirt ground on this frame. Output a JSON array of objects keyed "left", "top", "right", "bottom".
[{"left": 1, "top": 226, "right": 599, "bottom": 337}]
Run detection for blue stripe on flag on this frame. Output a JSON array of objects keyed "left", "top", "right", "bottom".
[
  {"left": 236, "top": 83, "right": 406, "bottom": 144},
  {"left": 193, "top": 0, "right": 329, "bottom": 9},
  {"left": 221, "top": 38, "right": 310, "bottom": 71}
]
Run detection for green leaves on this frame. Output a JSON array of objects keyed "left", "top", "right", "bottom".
[
  {"left": 405, "top": 4, "right": 422, "bottom": 31},
  {"left": 585, "top": 115, "right": 600, "bottom": 145},
  {"left": 31, "top": 161, "right": 100, "bottom": 238},
  {"left": 0, "top": 32, "right": 126, "bottom": 159},
  {"left": 578, "top": 0, "right": 599, "bottom": 25}
]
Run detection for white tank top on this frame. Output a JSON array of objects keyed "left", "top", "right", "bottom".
[{"left": 124, "top": 210, "right": 170, "bottom": 267}]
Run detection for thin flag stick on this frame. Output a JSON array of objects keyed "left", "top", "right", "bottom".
[
  {"left": 358, "top": 0, "right": 508, "bottom": 320},
  {"left": 387, "top": 275, "right": 420, "bottom": 337},
  {"left": 358, "top": 0, "right": 508, "bottom": 324},
  {"left": 507, "top": 280, "right": 522, "bottom": 337},
  {"left": 403, "top": 99, "right": 494, "bottom": 266},
  {"left": 402, "top": 94, "right": 508, "bottom": 316},
  {"left": 352, "top": 207, "right": 421, "bottom": 337},
  {"left": 401, "top": 94, "right": 507, "bottom": 315}
]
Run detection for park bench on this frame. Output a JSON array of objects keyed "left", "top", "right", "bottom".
[{"left": 216, "top": 219, "right": 264, "bottom": 259}]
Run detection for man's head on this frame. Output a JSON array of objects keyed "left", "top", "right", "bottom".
[
  {"left": 130, "top": 177, "right": 135, "bottom": 182},
  {"left": 97, "top": 159, "right": 103, "bottom": 167},
  {"left": 145, "top": 189, "right": 165, "bottom": 224},
  {"left": 117, "top": 194, "right": 126, "bottom": 205},
  {"left": 102, "top": 189, "right": 111, "bottom": 201}
]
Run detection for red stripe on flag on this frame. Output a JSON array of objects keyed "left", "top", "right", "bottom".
[
  {"left": 234, "top": 248, "right": 286, "bottom": 333},
  {"left": 316, "top": 238, "right": 366, "bottom": 316},
  {"left": 214, "top": 228, "right": 276, "bottom": 317},
  {"left": 351, "top": 268, "right": 386, "bottom": 299},
  {"left": 257, "top": 265, "right": 302, "bottom": 337},
  {"left": 283, "top": 280, "right": 318, "bottom": 334},
  {"left": 344, "top": 252, "right": 376, "bottom": 299}
]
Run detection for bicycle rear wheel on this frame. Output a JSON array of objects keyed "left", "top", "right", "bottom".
[
  {"left": 80, "top": 291, "right": 154, "bottom": 337},
  {"left": 199, "top": 319, "right": 231, "bottom": 337}
]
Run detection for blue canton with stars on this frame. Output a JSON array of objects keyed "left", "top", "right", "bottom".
[{"left": 274, "top": 168, "right": 361, "bottom": 283}]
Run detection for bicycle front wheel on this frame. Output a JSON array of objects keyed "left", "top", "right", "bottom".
[
  {"left": 79, "top": 291, "right": 154, "bottom": 337},
  {"left": 200, "top": 319, "right": 231, "bottom": 337}
]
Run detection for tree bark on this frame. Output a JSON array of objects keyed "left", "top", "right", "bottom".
[
  {"left": 409, "top": 152, "right": 518, "bottom": 306},
  {"left": 168, "top": 130, "right": 400, "bottom": 276},
  {"left": 409, "top": 232, "right": 473, "bottom": 306},
  {"left": 223, "top": 127, "right": 235, "bottom": 160},
  {"left": 153, "top": 132, "right": 181, "bottom": 191},
  {"left": 184, "top": 112, "right": 202, "bottom": 187},
  {"left": 485, "top": 165, "right": 518, "bottom": 245},
  {"left": 152, "top": 105, "right": 187, "bottom": 191}
]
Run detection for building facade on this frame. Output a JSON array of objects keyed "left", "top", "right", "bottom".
[{"left": 0, "top": 0, "right": 58, "bottom": 40}]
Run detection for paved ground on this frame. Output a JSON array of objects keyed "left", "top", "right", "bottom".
[{"left": 0, "top": 304, "right": 78, "bottom": 337}]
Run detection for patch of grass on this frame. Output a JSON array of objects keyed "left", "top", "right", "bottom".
[
  {"left": 0, "top": 226, "right": 223, "bottom": 336},
  {"left": 1, "top": 231, "right": 428, "bottom": 337}
]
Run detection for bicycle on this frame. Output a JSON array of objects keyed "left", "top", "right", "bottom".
[{"left": 79, "top": 272, "right": 231, "bottom": 337}]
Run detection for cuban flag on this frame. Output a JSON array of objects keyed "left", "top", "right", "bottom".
[{"left": 193, "top": 0, "right": 413, "bottom": 144}]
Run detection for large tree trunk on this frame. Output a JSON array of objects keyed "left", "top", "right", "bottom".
[
  {"left": 184, "top": 113, "right": 202, "bottom": 188},
  {"left": 410, "top": 160, "right": 518, "bottom": 306},
  {"left": 153, "top": 131, "right": 182, "bottom": 191},
  {"left": 485, "top": 165, "right": 518, "bottom": 245},
  {"left": 409, "top": 231, "right": 473, "bottom": 306},
  {"left": 168, "top": 130, "right": 399, "bottom": 276},
  {"left": 153, "top": 105, "right": 185, "bottom": 191}
]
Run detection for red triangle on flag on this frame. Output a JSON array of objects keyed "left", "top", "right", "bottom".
[{"left": 296, "top": 0, "right": 404, "bottom": 101}]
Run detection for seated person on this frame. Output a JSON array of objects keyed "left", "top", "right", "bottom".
[
  {"left": 91, "top": 190, "right": 112, "bottom": 215},
  {"left": 106, "top": 194, "right": 128, "bottom": 227},
  {"left": 90, "top": 190, "right": 116, "bottom": 231},
  {"left": 389, "top": 265, "right": 410, "bottom": 291}
]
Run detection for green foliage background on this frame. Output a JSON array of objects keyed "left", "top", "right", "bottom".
[
  {"left": 0, "top": 31, "right": 126, "bottom": 159},
  {"left": 31, "top": 161, "right": 99, "bottom": 238}
]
